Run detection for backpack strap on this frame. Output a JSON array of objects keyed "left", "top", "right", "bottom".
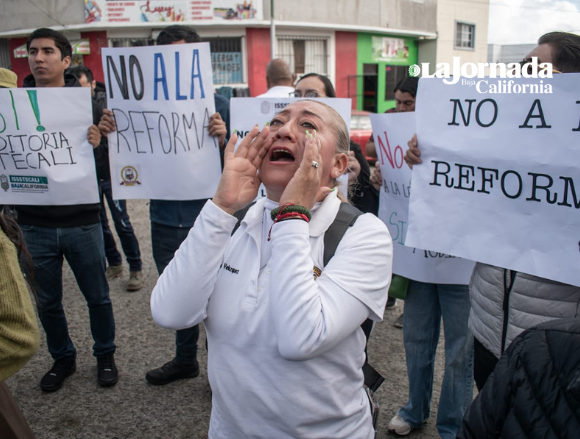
[
  {"left": 231, "top": 201, "right": 257, "bottom": 236},
  {"left": 323, "top": 202, "right": 384, "bottom": 393}
]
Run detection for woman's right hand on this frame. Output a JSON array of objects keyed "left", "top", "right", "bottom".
[
  {"left": 212, "top": 124, "right": 272, "bottom": 215},
  {"left": 404, "top": 133, "right": 422, "bottom": 169}
]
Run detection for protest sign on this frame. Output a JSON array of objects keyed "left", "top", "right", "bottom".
[
  {"left": 102, "top": 43, "right": 220, "bottom": 200},
  {"left": 406, "top": 75, "right": 580, "bottom": 287},
  {"left": 372, "top": 112, "right": 475, "bottom": 284},
  {"left": 230, "top": 98, "right": 351, "bottom": 199},
  {"left": 0, "top": 88, "right": 99, "bottom": 205}
]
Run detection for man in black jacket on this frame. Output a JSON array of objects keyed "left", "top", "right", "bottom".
[{"left": 16, "top": 28, "right": 118, "bottom": 392}]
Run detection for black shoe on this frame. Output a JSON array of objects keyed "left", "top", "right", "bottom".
[
  {"left": 145, "top": 359, "right": 199, "bottom": 386},
  {"left": 97, "top": 354, "right": 118, "bottom": 387},
  {"left": 394, "top": 313, "right": 404, "bottom": 329},
  {"left": 40, "top": 357, "right": 76, "bottom": 392},
  {"left": 386, "top": 296, "right": 397, "bottom": 309}
]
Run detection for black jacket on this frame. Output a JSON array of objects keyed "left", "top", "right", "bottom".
[
  {"left": 349, "top": 141, "right": 378, "bottom": 215},
  {"left": 457, "top": 318, "right": 580, "bottom": 439},
  {"left": 16, "top": 73, "right": 104, "bottom": 228}
]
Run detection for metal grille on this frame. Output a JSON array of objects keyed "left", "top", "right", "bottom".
[
  {"left": 455, "top": 23, "right": 475, "bottom": 49},
  {"left": 203, "top": 37, "right": 244, "bottom": 84},
  {"left": 277, "top": 35, "right": 329, "bottom": 76}
]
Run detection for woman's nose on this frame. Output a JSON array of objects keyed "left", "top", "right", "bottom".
[{"left": 275, "top": 123, "right": 295, "bottom": 141}]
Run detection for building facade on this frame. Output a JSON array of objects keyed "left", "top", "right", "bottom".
[{"left": 0, "top": 0, "right": 489, "bottom": 112}]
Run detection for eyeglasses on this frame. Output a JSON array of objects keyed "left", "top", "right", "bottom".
[
  {"left": 519, "top": 59, "right": 562, "bottom": 75},
  {"left": 289, "top": 90, "right": 321, "bottom": 98}
]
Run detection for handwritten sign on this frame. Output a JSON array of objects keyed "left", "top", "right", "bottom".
[
  {"left": 102, "top": 43, "right": 220, "bottom": 200},
  {"left": 0, "top": 88, "right": 98, "bottom": 205},
  {"left": 230, "top": 98, "right": 351, "bottom": 199},
  {"left": 406, "top": 75, "right": 580, "bottom": 287},
  {"left": 371, "top": 112, "right": 475, "bottom": 284}
]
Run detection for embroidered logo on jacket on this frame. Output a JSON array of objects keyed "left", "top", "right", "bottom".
[{"left": 222, "top": 263, "right": 240, "bottom": 274}]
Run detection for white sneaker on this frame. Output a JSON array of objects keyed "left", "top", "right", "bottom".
[{"left": 388, "top": 414, "right": 413, "bottom": 436}]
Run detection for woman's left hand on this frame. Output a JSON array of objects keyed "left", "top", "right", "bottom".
[{"left": 279, "top": 130, "right": 331, "bottom": 209}]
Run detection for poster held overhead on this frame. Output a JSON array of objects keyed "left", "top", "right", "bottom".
[
  {"left": 102, "top": 42, "right": 221, "bottom": 201},
  {"left": 371, "top": 111, "right": 475, "bottom": 284},
  {"left": 406, "top": 75, "right": 580, "bottom": 287}
]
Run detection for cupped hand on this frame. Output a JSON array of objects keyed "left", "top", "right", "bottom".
[
  {"left": 279, "top": 130, "right": 330, "bottom": 210},
  {"left": 212, "top": 124, "right": 272, "bottom": 215},
  {"left": 404, "top": 133, "right": 422, "bottom": 169}
]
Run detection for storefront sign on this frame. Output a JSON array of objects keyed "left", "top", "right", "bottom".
[
  {"left": 13, "top": 40, "right": 91, "bottom": 58},
  {"left": 85, "top": 0, "right": 263, "bottom": 23},
  {"left": 372, "top": 37, "right": 410, "bottom": 63}
]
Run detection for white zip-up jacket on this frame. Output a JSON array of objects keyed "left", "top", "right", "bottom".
[{"left": 151, "top": 191, "right": 393, "bottom": 439}]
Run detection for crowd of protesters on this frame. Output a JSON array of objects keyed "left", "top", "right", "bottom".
[{"left": 1, "top": 23, "right": 579, "bottom": 439}]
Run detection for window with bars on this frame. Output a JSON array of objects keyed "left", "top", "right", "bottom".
[
  {"left": 276, "top": 35, "right": 329, "bottom": 76},
  {"left": 455, "top": 22, "right": 475, "bottom": 50},
  {"left": 203, "top": 37, "right": 244, "bottom": 84}
]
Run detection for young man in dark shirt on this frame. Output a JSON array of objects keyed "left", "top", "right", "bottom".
[{"left": 17, "top": 28, "right": 118, "bottom": 392}]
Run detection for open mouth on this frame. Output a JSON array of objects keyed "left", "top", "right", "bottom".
[{"left": 270, "top": 148, "right": 295, "bottom": 162}]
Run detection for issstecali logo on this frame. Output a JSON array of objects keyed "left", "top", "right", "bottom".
[
  {"left": 408, "top": 57, "right": 556, "bottom": 94},
  {"left": 120, "top": 166, "right": 141, "bottom": 186}
]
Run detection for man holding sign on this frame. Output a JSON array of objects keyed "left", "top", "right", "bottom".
[
  {"left": 404, "top": 31, "right": 580, "bottom": 392},
  {"left": 15, "top": 28, "right": 118, "bottom": 392},
  {"left": 99, "top": 25, "right": 229, "bottom": 386}
]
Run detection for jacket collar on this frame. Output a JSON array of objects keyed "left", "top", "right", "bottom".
[{"left": 241, "top": 191, "right": 342, "bottom": 239}]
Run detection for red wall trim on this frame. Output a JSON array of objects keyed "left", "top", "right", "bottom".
[
  {"left": 335, "top": 31, "right": 358, "bottom": 109},
  {"left": 246, "top": 28, "right": 271, "bottom": 97}
]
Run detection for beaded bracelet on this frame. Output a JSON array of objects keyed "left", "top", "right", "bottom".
[
  {"left": 270, "top": 203, "right": 312, "bottom": 221},
  {"left": 267, "top": 203, "right": 311, "bottom": 241}
]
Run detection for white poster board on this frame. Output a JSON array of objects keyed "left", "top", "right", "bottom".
[
  {"left": 230, "top": 98, "right": 351, "bottom": 199},
  {"left": 102, "top": 43, "right": 220, "bottom": 200},
  {"left": 371, "top": 112, "right": 475, "bottom": 284},
  {"left": 406, "top": 75, "right": 580, "bottom": 287},
  {"left": 0, "top": 88, "right": 99, "bottom": 205}
]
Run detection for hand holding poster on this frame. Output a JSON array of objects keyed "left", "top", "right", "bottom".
[
  {"left": 230, "top": 98, "right": 351, "bottom": 199},
  {"left": 371, "top": 112, "right": 475, "bottom": 284},
  {"left": 0, "top": 88, "right": 99, "bottom": 205},
  {"left": 406, "top": 75, "right": 580, "bottom": 287},
  {"left": 102, "top": 43, "right": 220, "bottom": 200}
]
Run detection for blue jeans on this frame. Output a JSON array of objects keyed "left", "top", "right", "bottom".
[
  {"left": 398, "top": 281, "right": 473, "bottom": 439},
  {"left": 21, "top": 224, "right": 116, "bottom": 360},
  {"left": 100, "top": 180, "right": 142, "bottom": 272},
  {"left": 151, "top": 222, "right": 198, "bottom": 365}
]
